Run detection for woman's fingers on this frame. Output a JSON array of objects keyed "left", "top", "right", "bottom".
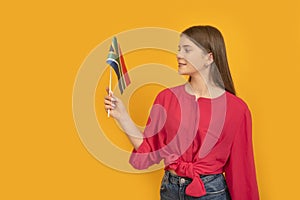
[
  {"left": 104, "top": 95, "right": 116, "bottom": 102},
  {"left": 104, "top": 105, "right": 115, "bottom": 111},
  {"left": 104, "top": 99, "right": 116, "bottom": 107},
  {"left": 104, "top": 99, "right": 115, "bottom": 111},
  {"left": 104, "top": 96, "right": 117, "bottom": 109},
  {"left": 104, "top": 88, "right": 117, "bottom": 113},
  {"left": 104, "top": 87, "right": 123, "bottom": 119}
]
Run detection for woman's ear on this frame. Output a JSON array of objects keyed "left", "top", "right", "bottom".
[{"left": 206, "top": 52, "right": 214, "bottom": 66}]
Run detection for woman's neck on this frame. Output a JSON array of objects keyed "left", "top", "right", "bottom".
[
  {"left": 187, "top": 75, "right": 224, "bottom": 99},
  {"left": 188, "top": 76, "right": 210, "bottom": 98}
]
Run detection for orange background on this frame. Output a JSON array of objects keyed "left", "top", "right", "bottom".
[{"left": 1, "top": 0, "right": 300, "bottom": 199}]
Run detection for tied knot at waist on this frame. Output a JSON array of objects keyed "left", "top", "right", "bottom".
[{"left": 174, "top": 162, "right": 206, "bottom": 197}]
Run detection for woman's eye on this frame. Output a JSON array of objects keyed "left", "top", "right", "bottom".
[{"left": 177, "top": 47, "right": 191, "bottom": 53}]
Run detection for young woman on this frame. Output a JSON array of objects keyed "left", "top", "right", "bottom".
[{"left": 104, "top": 25, "right": 259, "bottom": 200}]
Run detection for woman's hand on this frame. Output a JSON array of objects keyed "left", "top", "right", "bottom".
[
  {"left": 104, "top": 88, "right": 127, "bottom": 120},
  {"left": 104, "top": 87, "right": 143, "bottom": 150}
]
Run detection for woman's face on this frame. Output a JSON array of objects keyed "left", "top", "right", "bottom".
[{"left": 177, "top": 35, "right": 212, "bottom": 76}]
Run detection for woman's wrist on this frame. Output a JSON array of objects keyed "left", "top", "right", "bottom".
[{"left": 116, "top": 109, "right": 130, "bottom": 123}]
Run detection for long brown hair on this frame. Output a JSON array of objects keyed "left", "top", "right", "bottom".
[{"left": 182, "top": 25, "right": 236, "bottom": 95}]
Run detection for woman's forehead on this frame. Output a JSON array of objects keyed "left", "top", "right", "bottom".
[
  {"left": 179, "top": 35, "right": 195, "bottom": 46},
  {"left": 180, "top": 34, "right": 208, "bottom": 53}
]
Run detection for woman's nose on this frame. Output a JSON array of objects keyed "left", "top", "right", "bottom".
[{"left": 177, "top": 51, "right": 184, "bottom": 59}]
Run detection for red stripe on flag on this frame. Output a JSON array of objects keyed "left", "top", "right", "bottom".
[{"left": 119, "top": 47, "right": 131, "bottom": 86}]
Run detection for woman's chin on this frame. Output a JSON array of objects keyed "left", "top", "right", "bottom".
[{"left": 178, "top": 70, "right": 189, "bottom": 75}]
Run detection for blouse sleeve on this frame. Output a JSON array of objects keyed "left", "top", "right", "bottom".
[
  {"left": 129, "top": 92, "right": 167, "bottom": 170},
  {"left": 224, "top": 107, "right": 260, "bottom": 200}
]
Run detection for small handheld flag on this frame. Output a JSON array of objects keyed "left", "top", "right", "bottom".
[
  {"left": 106, "top": 37, "right": 131, "bottom": 94},
  {"left": 106, "top": 37, "right": 131, "bottom": 117}
]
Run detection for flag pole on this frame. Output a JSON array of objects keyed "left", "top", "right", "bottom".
[{"left": 108, "top": 66, "right": 112, "bottom": 117}]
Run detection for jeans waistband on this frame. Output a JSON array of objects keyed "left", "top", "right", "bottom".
[{"left": 165, "top": 170, "right": 223, "bottom": 186}]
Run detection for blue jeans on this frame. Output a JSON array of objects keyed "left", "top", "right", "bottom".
[{"left": 160, "top": 171, "right": 231, "bottom": 200}]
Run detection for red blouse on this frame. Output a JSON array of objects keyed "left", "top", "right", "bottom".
[{"left": 129, "top": 85, "right": 259, "bottom": 200}]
